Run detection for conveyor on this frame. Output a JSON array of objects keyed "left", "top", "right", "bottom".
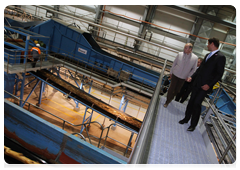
[{"left": 30, "top": 69, "right": 142, "bottom": 132}]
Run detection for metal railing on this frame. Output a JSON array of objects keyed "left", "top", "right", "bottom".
[
  {"left": 128, "top": 59, "right": 167, "bottom": 163},
  {"left": 4, "top": 49, "right": 52, "bottom": 73},
  {"left": 5, "top": 47, "right": 158, "bottom": 90},
  {"left": 200, "top": 83, "right": 236, "bottom": 164},
  {"left": 4, "top": 90, "right": 136, "bottom": 158}
]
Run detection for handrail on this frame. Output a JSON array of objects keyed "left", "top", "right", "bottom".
[
  {"left": 128, "top": 59, "right": 167, "bottom": 163},
  {"left": 204, "top": 99, "right": 235, "bottom": 146},
  {"left": 202, "top": 88, "right": 236, "bottom": 164},
  {"left": 4, "top": 47, "right": 158, "bottom": 88}
]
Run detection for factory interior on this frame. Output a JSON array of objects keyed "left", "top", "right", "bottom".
[{"left": 4, "top": 5, "right": 236, "bottom": 165}]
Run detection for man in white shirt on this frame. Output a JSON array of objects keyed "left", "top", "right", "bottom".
[
  {"left": 164, "top": 43, "right": 198, "bottom": 108},
  {"left": 175, "top": 58, "right": 203, "bottom": 103}
]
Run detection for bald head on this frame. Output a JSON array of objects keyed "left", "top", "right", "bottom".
[{"left": 184, "top": 43, "right": 193, "bottom": 54}]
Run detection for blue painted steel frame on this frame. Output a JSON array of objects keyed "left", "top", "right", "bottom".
[
  {"left": 4, "top": 26, "right": 50, "bottom": 107},
  {"left": 80, "top": 107, "right": 93, "bottom": 134},
  {"left": 22, "top": 79, "right": 40, "bottom": 107},
  {"left": 30, "top": 19, "right": 159, "bottom": 88},
  {"left": 4, "top": 99, "right": 126, "bottom": 164}
]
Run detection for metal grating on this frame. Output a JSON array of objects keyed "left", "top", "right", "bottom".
[{"left": 147, "top": 96, "right": 213, "bottom": 164}]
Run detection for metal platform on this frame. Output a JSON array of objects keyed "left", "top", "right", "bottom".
[
  {"left": 147, "top": 96, "right": 218, "bottom": 164},
  {"left": 4, "top": 61, "right": 63, "bottom": 74}
]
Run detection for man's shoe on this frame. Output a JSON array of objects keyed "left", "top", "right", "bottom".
[
  {"left": 178, "top": 119, "right": 188, "bottom": 124},
  {"left": 187, "top": 126, "right": 195, "bottom": 132},
  {"left": 163, "top": 103, "right": 168, "bottom": 108}
]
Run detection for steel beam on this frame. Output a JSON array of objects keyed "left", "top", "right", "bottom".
[
  {"left": 166, "top": 5, "right": 236, "bottom": 29},
  {"left": 22, "top": 79, "right": 40, "bottom": 107}
]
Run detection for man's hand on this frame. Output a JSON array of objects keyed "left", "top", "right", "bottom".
[
  {"left": 201, "top": 84, "right": 210, "bottom": 91},
  {"left": 186, "top": 77, "right": 192, "bottom": 82}
]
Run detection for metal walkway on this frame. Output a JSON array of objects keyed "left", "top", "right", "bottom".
[
  {"left": 147, "top": 96, "right": 217, "bottom": 164},
  {"left": 4, "top": 61, "right": 63, "bottom": 74}
]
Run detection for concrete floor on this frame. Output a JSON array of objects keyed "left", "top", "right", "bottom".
[{"left": 16, "top": 76, "right": 147, "bottom": 158}]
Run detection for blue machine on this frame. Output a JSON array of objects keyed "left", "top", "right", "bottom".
[
  {"left": 4, "top": 99, "right": 126, "bottom": 164},
  {"left": 209, "top": 88, "right": 236, "bottom": 116},
  {"left": 29, "top": 19, "right": 160, "bottom": 88}
]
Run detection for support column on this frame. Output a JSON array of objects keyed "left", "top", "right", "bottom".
[
  {"left": 134, "top": 5, "right": 157, "bottom": 51},
  {"left": 187, "top": 5, "right": 209, "bottom": 44},
  {"left": 37, "top": 81, "right": 45, "bottom": 106},
  {"left": 19, "top": 73, "right": 26, "bottom": 107},
  {"left": 220, "top": 28, "right": 236, "bottom": 83},
  {"left": 119, "top": 94, "right": 125, "bottom": 110},
  {"left": 93, "top": 5, "right": 104, "bottom": 37},
  {"left": 23, "top": 35, "right": 30, "bottom": 64}
]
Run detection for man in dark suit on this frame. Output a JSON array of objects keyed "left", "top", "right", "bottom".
[{"left": 178, "top": 37, "right": 226, "bottom": 132}]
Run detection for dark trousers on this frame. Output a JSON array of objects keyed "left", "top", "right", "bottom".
[
  {"left": 166, "top": 74, "right": 185, "bottom": 104},
  {"left": 183, "top": 87, "right": 208, "bottom": 128},
  {"left": 32, "top": 58, "right": 39, "bottom": 68},
  {"left": 175, "top": 81, "right": 192, "bottom": 103}
]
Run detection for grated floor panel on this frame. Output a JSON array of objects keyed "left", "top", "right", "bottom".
[{"left": 147, "top": 96, "right": 212, "bottom": 164}]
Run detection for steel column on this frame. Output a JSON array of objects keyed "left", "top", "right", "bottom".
[
  {"left": 19, "top": 73, "right": 26, "bottom": 107},
  {"left": 119, "top": 94, "right": 125, "bottom": 110},
  {"left": 80, "top": 107, "right": 93, "bottom": 133},
  {"left": 38, "top": 81, "right": 45, "bottom": 105}
]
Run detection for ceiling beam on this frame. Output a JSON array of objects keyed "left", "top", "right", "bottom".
[{"left": 165, "top": 5, "right": 236, "bottom": 29}]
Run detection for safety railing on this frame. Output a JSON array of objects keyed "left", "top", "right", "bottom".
[
  {"left": 200, "top": 84, "right": 236, "bottom": 164},
  {"left": 4, "top": 49, "right": 53, "bottom": 73},
  {"left": 4, "top": 46, "right": 157, "bottom": 90},
  {"left": 4, "top": 90, "right": 136, "bottom": 158},
  {"left": 128, "top": 59, "right": 168, "bottom": 163}
]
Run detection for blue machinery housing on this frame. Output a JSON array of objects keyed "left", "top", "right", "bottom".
[{"left": 4, "top": 18, "right": 236, "bottom": 163}]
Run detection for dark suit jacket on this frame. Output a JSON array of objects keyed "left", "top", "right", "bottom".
[{"left": 191, "top": 51, "right": 226, "bottom": 92}]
